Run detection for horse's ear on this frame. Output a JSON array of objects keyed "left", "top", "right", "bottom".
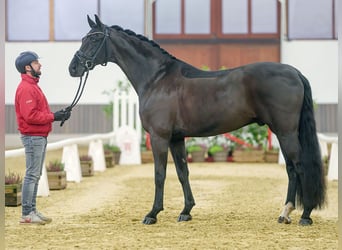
[
  {"left": 87, "top": 15, "right": 96, "bottom": 28},
  {"left": 94, "top": 14, "right": 105, "bottom": 29}
]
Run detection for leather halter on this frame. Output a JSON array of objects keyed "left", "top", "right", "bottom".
[
  {"left": 60, "top": 29, "right": 109, "bottom": 127},
  {"left": 75, "top": 28, "right": 110, "bottom": 70}
]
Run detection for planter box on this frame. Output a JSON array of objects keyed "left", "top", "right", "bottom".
[
  {"left": 265, "top": 151, "right": 279, "bottom": 163},
  {"left": 47, "top": 171, "right": 67, "bottom": 190},
  {"left": 5, "top": 183, "right": 22, "bottom": 207},
  {"left": 213, "top": 151, "right": 228, "bottom": 162},
  {"left": 113, "top": 152, "right": 121, "bottom": 165},
  {"left": 190, "top": 151, "right": 206, "bottom": 162},
  {"left": 141, "top": 151, "right": 154, "bottom": 163},
  {"left": 233, "top": 150, "right": 265, "bottom": 163},
  {"left": 141, "top": 150, "right": 173, "bottom": 163},
  {"left": 105, "top": 154, "right": 115, "bottom": 168},
  {"left": 80, "top": 160, "right": 94, "bottom": 176}
]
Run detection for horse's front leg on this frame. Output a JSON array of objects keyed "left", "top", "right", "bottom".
[
  {"left": 169, "top": 138, "right": 195, "bottom": 222},
  {"left": 142, "top": 135, "right": 169, "bottom": 225}
]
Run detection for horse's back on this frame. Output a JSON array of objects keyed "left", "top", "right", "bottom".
[
  {"left": 142, "top": 61, "right": 305, "bottom": 137},
  {"left": 180, "top": 62, "right": 229, "bottom": 79}
]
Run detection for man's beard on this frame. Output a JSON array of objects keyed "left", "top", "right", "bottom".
[{"left": 31, "top": 69, "right": 41, "bottom": 78}]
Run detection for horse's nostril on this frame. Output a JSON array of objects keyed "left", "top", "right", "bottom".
[{"left": 69, "top": 63, "right": 77, "bottom": 76}]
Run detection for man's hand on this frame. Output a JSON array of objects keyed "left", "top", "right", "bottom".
[
  {"left": 53, "top": 110, "right": 71, "bottom": 121},
  {"left": 64, "top": 110, "right": 71, "bottom": 121}
]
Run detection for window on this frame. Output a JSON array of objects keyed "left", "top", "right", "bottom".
[
  {"left": 185, "top": 0, "right": 211, "bottom": 34},
  {"left": 100, "top": 0, "right": 144, "bottom": 34},
  {"left": 6, "top": 0, "right": 145, "bottom": 41},
  {"left": 251, "top": 0, "right": 277, "bottom": 33},
  {"left": 7, "top": 0, "right": 337, "bottom": 42},
  {"left": 154, "top": 0, "right": 280, "bottom": 40},
  {"left": 222, "top": 0, "right": 248, "bottom": 34},
  {"left": 155, "top": 0, "right": 181, "bottom": 34},
  {"left": 7, "top": 0, "right": 50, "bottom": 41},
  {"left": 154, "top": 0, "right": 212, "bottom": 38},
  {"left": 54, "top": 0, "right": 98, "bottom": 41},
  {"left": 219, "top": 0, "right": 279, "bottom": 38},
  {"left": 287, "top": 0, "right": 337, "bottom": 40},
  {"left": 334, "top": 0, "right": 337, "bottom": 38}
]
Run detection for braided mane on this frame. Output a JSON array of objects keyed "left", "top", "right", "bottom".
[{"left": 110, "top": 25, "right": 177, "bottom": 60}]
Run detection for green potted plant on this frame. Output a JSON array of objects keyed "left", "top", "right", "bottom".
[
  {"left": 102, "top": 79, "right": 131, "bottom": 120},
  {"left": 79, "top": 155, "right": 94, "bottom": 176},
  {"left": 110, "top": 145, "right": 121, "bottom": 165},
  {"left": 5, "top": 171, "right": 23, "bottom": 206},
  {"left": 244, "top": 123, "right": 268, "bottom": 149},
  {"left": 186, "top": 138, "right": 207, "bottom": 162},
  {"left": 104, "top": 144, "right": 121, "bottom": 167},
  {"left": 46, "top": 160, "right": 67, "bottom": 190},
  {"left": 103, "top": 146, "right": 114, "bottom": 168},
  {"left": 208, "top": 135, "right": 230, "bottom": 162},
  {"left": 231, "top": 124, "right": 268, "bottom": 162}
]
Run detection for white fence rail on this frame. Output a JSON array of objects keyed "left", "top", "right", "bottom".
[
  {"left": 317, "top": 133, "right": 338, "bottom": 181},
  {"left": 5, "top": 132, "right": 116, "bottom": 158},
  {"left": 5, "top": 132, "right": 117, "bottom": 197},
  {"left": 5, "top": 89, "right": 143, "bottom": 197}
]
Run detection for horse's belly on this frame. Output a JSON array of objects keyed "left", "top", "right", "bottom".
[{"left": 179, "top": 110, "right": 251, "bottom": 137}]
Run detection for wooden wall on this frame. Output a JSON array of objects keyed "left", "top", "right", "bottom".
[{"left": 159, "top": 41, "right": 280, "bottom": 70}]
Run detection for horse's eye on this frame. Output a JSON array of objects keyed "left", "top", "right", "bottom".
[{"left": 90, "top": 37, "right": 98, "bottom": 42}]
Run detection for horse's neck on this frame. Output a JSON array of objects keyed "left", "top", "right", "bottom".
[{"left": 108, "top": 32, "right": 170, "bottom": 95}]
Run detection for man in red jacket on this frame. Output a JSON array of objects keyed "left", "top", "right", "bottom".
[{"left": 15, "top": 51, "right": 70, "bottom": 225}]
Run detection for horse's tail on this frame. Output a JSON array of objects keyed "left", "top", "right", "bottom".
[{"left": 296, "top": 71, "right": 326, "bottom": 209}]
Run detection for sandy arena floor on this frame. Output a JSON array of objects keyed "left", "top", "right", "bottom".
[{"left": 5, "top": 161, "right": 338, "bottom": 250}]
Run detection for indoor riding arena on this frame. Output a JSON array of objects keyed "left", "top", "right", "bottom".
[
  {"left": 4, "top": 1, "right": 338, "bottom": 249},
  {"left": 5, "top": 151, "right": 338, "bottom": 249}
]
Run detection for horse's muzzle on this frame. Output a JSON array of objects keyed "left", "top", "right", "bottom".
[{"left": 69, "top": 56, "right": 85, "bottom": 77}]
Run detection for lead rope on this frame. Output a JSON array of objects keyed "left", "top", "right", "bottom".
[{"left": 60, "top": 70, "right": 89, "bottom": 126}]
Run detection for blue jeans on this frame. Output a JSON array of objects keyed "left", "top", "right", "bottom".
[{"left": 21, "top": 135, "right": 47, "bottom": 216}]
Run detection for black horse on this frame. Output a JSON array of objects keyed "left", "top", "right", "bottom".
[{"left": 69, "top": 15, "right": 326, "bottom": 226}]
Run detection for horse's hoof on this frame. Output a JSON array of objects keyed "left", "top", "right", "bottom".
[
  {"left": 278, "top": 216, "right": 291, "bottom": 224},
  {"left": 278, "top": 216, "right": 284, "bottom": 223},
  {"left": 178, "top": 214, "right": 192, "bottom": 222},
  {"left": 299, "top": 218, "right": 313, "bottom": 226},
  {"left": 142, "top": 217, "right": 157, "bottom": 225}
]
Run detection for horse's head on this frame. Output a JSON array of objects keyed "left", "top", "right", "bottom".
[{"left": 69, "top": 15, "right": 110, "bottom": 77}]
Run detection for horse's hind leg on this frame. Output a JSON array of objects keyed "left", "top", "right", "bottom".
[
  {"left": 277, "top": 132, "right": 316, "bottom": 225},
  {"left": 277, "top": 132, "right": 300, "bottom": 224},
  {"left": 169, "top": 138, "right": 195, "bottom": 222},
  {"left": 278, "top": 157, "right": 296, "bottom": 224}
]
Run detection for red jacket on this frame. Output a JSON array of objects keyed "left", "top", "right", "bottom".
[{"left": 15, "top": 74, "right": 54, "bottom": 136}]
